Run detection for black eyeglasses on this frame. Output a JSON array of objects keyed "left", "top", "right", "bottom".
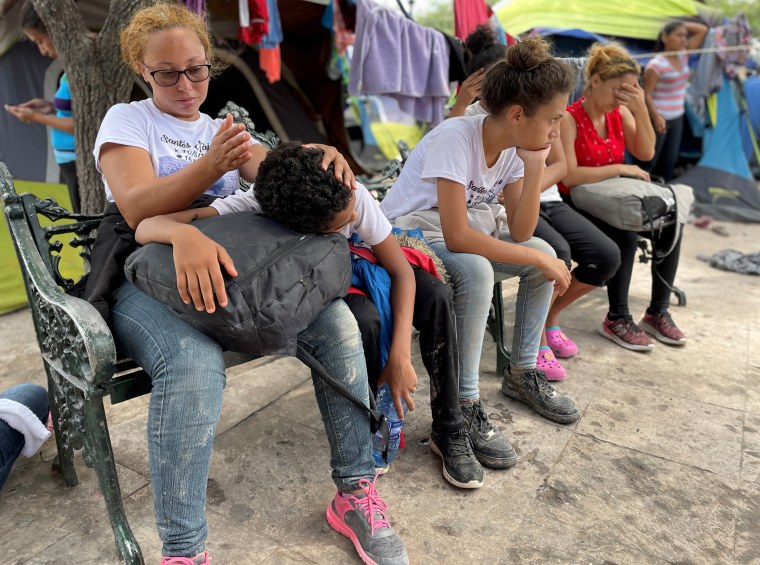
[{"left": 143, "top": 63, "right": 211, "bottom": 87}]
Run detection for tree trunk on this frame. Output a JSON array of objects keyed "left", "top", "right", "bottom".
[{"left": 31, "top": 0, "right": 154, "bottom": 214}]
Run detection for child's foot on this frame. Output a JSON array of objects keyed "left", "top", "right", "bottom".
[
  {"left": 460, "top": 401, "right": 518, "bottom": 468},
  {"left": 598, "top": 316, "right": 654, "bottom": 352},
  {"left": 429, "top": 428, "right": 484, "bottom": 489},
  {"left": 545, "top": 326, "right": 578, "bottom": 358},
  {"left": 502, "top": 368, "right": 580, "bottom": 424},
  {"left": 536, "top": 346, "right": 567, "bottom": 381},
  {"left": 326, "top": 476, "right": 409, "bottom": 565},
  {"left": 639, "top": 311, "right": 686, "bottom": 346}
]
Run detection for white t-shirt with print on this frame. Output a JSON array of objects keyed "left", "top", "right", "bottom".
[
  {"left": 379, "top": 114, "right": 524, "bottom": 221},
  {"left": 465, "top": 102, "right": 562, "bottom": 204},
  {"left": 210, "top": 182, "right": 392, "bottom": 246},
  {"left": 94, "top": 98, "right": 257, "bottom": 201}
]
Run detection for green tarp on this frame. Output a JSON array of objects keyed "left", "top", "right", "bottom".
[
  {"left": 1, "top": 180, "right": 82, "bottom": 315},
  {"left": 494, "top": 0, "right": 700, "bottom": 39}
]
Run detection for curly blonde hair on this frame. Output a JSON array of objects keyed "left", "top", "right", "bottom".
[
  {"left": 120, "top": 2, "right": 222, "bottom": 76},
  {"left": 583, "top": 43, "right": 640, "bottom": 95}
]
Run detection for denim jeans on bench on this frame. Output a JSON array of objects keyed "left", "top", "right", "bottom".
[
  {"left": 110, "top": 281, "right": 374, "bottom": 558},
  {"left": 430, "top": 234, "right": 555, "bottom": 401}
]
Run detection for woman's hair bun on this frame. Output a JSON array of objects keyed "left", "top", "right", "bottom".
[{"left": 506, "top": 35, "right": 552, "bottom": 71}]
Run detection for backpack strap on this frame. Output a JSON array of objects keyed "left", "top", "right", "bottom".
[{"left": 296, "top": 345, "right": 390, "bottom": 462}]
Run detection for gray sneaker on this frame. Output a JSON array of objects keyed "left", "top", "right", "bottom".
[
  {"left": 502, "top": 368, "right": 580, "bottom": 424},
  {"left": 326, "top": 476, "right": 409, "bottom": 565},
  {"left": 429, "top": 428, "right": 484, "bottom": 489},
  {"left": 460, "top": 401, "right": 518, "bottom": 469}
]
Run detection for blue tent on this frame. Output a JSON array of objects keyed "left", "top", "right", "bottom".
[{"left": 675, "top": 76, "right": 760, "bottom": 222}]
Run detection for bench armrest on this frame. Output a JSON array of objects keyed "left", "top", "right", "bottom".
[{"left": 1, "top": 164, "right": 116, "bottom": 387}]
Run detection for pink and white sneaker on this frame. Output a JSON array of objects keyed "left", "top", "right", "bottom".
[
  {"left": 536, "top": 346, "right": 567, "bottom": 381},
  {"left": 326, "top": 475, "right": 408, "bottom": 565},
  {"left": 545, "top": 326, "right": 578, "bottom": 358},
  {"left": 161, "top": 551, "right": 209, "bottom": 565}
]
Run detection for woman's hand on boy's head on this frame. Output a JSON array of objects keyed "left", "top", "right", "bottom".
[
  {"left": 170, "top": 226, "right": 237, "bottom": 314},
  {"left": 303, "top": 143, "right": 357, "bottom": 190},
  {"left": 208, "top": 113, "right": 254, "bottom": 176}
]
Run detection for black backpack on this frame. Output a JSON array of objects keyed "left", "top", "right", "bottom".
[{"left": 125, "top": 211, "right": 388, "bottom": 446}]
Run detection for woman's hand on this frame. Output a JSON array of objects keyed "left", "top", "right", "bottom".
[
  {"left": 619, "top": 164, "right": 651, "bottom": 182},
  {"left": 206, "top": 114, "right": 254, "bottom": 176},
  {"left": 169, "top": 225, "right": 238, "bottom": 313},
  {"left": 516, "top": 145, "right": 552, "bottom": 171},
  {"left": 614, "top": 82, "right": 647, "bottom": 116},
  {"left": 450, "top": 68, "right": 486, "bottom": 117},
  {"left": 303, "top": 143, "right": 356, "bottom": 189},
  {"left": 537, "top": 254, "right": 572, "bottom": 295},
  {"left": 377, "top": 353, "right": 418, "bottom": 420}
]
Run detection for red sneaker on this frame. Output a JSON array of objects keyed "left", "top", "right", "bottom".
[
  {"left": 639, "top": 311, "right": 687, "bottom": 345},
  {"left": 598, "top": 316, "right": 654, "bottom": 352}
]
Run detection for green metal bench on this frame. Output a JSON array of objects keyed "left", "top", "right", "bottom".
[{"left": 0, "top": 124, "right": 509, "bottom": 564}]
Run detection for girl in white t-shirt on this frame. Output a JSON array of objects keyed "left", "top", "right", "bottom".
[{"left": 381, "top": 37, "right": 581, "bottom": 455}]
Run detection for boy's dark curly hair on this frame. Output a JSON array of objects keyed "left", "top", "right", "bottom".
[{"left": 254, "top": 142, "right": 352, "bottom": 233}]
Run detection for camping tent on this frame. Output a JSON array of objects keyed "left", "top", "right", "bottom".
[{"left": 493, "top": 0, "right": 719, "bottom": 41}]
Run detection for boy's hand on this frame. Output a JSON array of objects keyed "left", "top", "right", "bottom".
[
  {"left": 19, "top": 98, "right": 54, "bottom": 114},
  {"left": 4, "top": 104, "right": 39, "bottom": 124},
  {"left": 303, "top": 143, "right": 356, "bottom": 190},
  {"left": 377, "top": 353, "right": 417, "bottom": 420},
  {"left": 170, "top": 225, "right": 238, "bottom": 313}
]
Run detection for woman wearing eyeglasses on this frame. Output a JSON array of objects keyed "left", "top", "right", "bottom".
[{"left": 93, "top": 4, "right": 409, "bottom": 565}]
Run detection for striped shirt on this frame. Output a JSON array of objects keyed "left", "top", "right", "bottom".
[
  {"left": 51, "top": 73, "right": 76, "bottom": 164},
  {"left": 646, "top": 54, "right": 689, "bottom": 120}
]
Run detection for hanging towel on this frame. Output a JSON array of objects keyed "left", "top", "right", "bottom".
[{"left": 349, "top": 0, "right": 450, "bottom": 125}]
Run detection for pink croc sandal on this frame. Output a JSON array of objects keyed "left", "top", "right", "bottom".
[
  {"left": 546, "top": 326, "right": 578, "bottom": 358},
  {"left": 536, "top": 346, "right": 566, "bottom": 381}
]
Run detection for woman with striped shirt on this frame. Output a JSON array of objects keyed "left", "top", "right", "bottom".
[{"left": 639, "top": 20, "right": 707, "bottom": 181}]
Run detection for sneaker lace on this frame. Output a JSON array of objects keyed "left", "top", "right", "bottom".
[
  {"left": 161, "top": 557, "right": 201, "bottom": 565},
  {"left": 529, "top": 369, "right": 557, "bottom": 396},
  {"left": 354, "top": 475, "right": 390, "bottom": 535},
  {"left": 472, "top": 402, "right": 496, "bottom": 436},
  {"left": 447, "top": 429, "right": 474, "bottom": 457}
]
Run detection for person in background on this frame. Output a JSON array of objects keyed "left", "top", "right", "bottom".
[
  {"left": 4, "top": 0, "right": 79, "bottom": 211},
  {"left": 637, "top": 20, "right": 708, "bottom": 182},
  {"left": 0, "top": 383, "right": 50, "bottom": 490},
  {"left": 559, "top": 43, "right": 687, "bottom": 351}
]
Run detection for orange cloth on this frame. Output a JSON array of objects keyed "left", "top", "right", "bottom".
[{"left": 259, "top": 46, "right": 281, "bottom": 83}]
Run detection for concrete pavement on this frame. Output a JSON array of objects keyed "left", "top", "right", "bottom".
[{"left": 1, "top": 221, "right": 759, "bottom": 564}]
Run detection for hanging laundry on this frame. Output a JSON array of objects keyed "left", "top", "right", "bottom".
[
  {"left": 333, "top": 0, "right": 355, "bottom": 56},
  {"left": 349, "top": 0, "right": 450, "bottom": 125},
  {"left": 259, "top": 45, "right": 281, "bottom": 83},
  {"left": 454, "top": 0, "right": 490, "bottom": 41},
  {"left": 239, "top": 0, "right": 268, "bottom": 45},
  {"left": 259, "top": 0, "right": 282, "bottom": 49},
  {"left": 185, "top": 0, "right": 206, "bottom": 16}
]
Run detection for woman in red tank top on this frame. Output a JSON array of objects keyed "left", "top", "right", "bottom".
[{"left": 559, "top": 43, "right": 687, "bottom": 352}]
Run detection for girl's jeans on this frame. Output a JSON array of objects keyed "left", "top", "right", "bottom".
[
  {"left": 110, "top": 281, "right": 374, "bottom": 557},
  {"left": 431, "top": 234, "right": 555, "bottom": 401},
  {"left": 0, "top": 383, "right": 48, "bottom": 489}
]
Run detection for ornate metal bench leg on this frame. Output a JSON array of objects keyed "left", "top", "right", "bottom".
[
  {"left": 487, "top": 281, "right": 511, "bottom": 375},
  {"left": 82, "top": 396, "right": 145, "bottom": 565},
  {"left": 46, "top": 366, "right": 79, "bottom": 487}
]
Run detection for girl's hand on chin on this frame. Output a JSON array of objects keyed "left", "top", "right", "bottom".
[{"left": 516, "top": 145, "right": 551, "bottom": 168}]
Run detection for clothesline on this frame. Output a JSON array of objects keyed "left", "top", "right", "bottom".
[{"left": 629, "top": 44, "right": 752, "bottom": 60}]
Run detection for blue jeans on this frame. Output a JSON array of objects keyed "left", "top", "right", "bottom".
[
  {"left": 0, "top": 383, "right": 48, "bottom": 489},
  {"left": 431, "top": 234, "right": 555, "bottom": 401},
  {"left": 110, "top": 282, "right": 374, "bottom": 557}
]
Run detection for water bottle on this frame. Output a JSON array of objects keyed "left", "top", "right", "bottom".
[{"left": 371, "top": 383, "right": 407, "bottom": 468}]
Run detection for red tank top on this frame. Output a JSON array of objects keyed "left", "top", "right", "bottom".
[{"left": 559, "top": 98, "right": 625, "bottom": 194}]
